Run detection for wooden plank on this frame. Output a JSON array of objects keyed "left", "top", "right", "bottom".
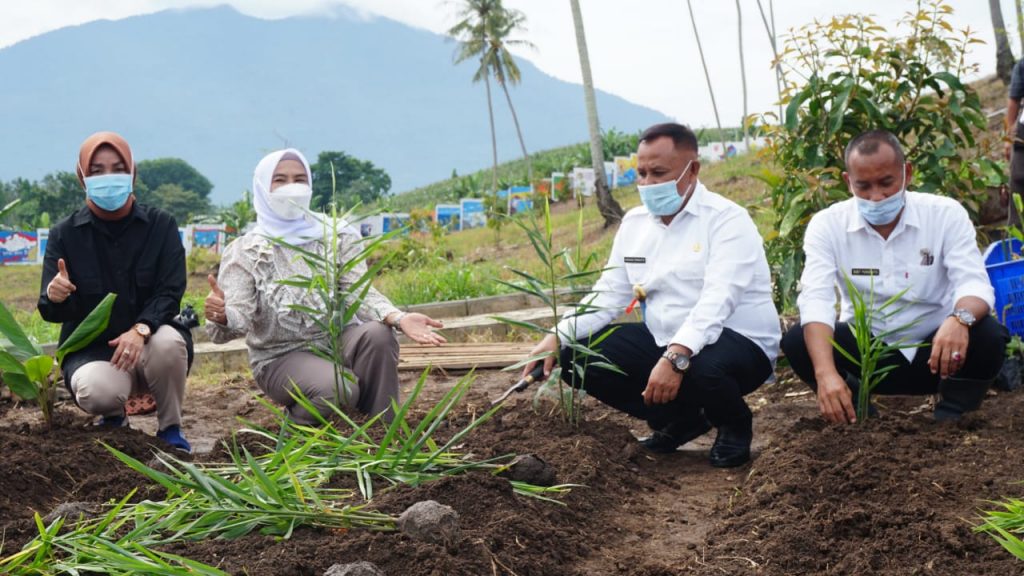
[{"left": 398, "top": 342, "right": 533, "bottom": 371}]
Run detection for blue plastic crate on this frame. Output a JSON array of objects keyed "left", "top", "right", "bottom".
[{"left": 984, "top": 239, "right": 1024, "bottom": 337}]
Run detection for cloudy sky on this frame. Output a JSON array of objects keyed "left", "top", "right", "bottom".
[{"left": 0, "top": 1, "right": 1007, "bottom": 128}]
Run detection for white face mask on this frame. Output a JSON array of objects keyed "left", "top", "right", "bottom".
[{"left": 267, "top": 182, "right": 312, "bottom": 220}]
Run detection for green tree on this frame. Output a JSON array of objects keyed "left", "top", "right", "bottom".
[
  {"left": 221, "top": 190, "right": 256, "bottom": 238},
  {"left": 136, "top": 158, "right": 213, "bottom": 200},
  {"left": 310, "top": 151, "right": 391, "bottom": 209},
  {"left": 35, "top": 171, "right": 83, "bottom": 221},
  {"left": 148, "top": 183, "right": 209, "bottom": 223},
  {"left": 762, "top": 0, "right": 1000, "bottom": 310}
]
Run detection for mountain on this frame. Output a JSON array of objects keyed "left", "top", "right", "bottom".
[{"left": 0, "top": 6, "right": 668, "bottom": 205}]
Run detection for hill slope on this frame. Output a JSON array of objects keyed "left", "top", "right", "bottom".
[{"left": 0, "top": 6, "right": 667, "bottom": 204}]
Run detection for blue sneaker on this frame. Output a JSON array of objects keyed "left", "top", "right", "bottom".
[{"left": 157, "top": 425, "right": 192, "bottom": 454}]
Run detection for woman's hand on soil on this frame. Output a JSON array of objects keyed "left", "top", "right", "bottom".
[{"left": 400, "top": 313, "right": 446, "bottom": 346}]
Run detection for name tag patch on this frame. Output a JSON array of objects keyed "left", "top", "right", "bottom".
[
  {"left": 851, "top": 268, "right": 880, "bottom": 276},
  {"left": 624, "top": 256, "right": 646, "bottom": 264}
]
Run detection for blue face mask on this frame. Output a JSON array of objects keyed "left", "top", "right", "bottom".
[
  {"left": 638, "top": 161, "right": 693, "bottom": 216},
  {"left": 85, "top": 173, "right": 133, "bottom": 212},
  {"left": 855, "top": 171, "right": 906, "bottom": 226}
]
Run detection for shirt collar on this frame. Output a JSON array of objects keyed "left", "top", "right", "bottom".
[{"left": 72, "top": 199, "right": 149, "bottom": 227}]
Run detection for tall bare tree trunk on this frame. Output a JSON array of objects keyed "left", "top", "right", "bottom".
[
  {"left": 499, "top": 80, "right": 533, "bottom": 184},
  {"left": 484, "top": 69, "right": 499, "bottom": 194},
  {"left": 755, "top": 0, "right": 784, "bottom": 122},
  {"left": 992, "top": 0, "right": 1015, "bottom": 85},
  {"left": 736, "top": 0, "right": 749, "bottom": 150},
  {"left": 569, "top": 0, "right": 623, "bottom": 226},
  {"left": 1017, "top": 0, "right": 1024, "bottom": 56},
  {"left": 686, "top": 0, "right": 724, "bottom": 151}
]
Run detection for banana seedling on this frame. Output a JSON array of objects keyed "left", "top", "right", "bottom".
[{"left": 0, "top": 293, "right": 116, "bottom": 427}]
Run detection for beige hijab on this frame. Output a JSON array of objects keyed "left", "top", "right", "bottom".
[{"left": 75, "top": 131, "right": 136, "bottom": 188}]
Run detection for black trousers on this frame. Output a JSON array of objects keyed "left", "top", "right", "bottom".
[
  {"left": 781, "top": 315, "right": 1009, "bottom": 395},
  {"left": 559, "top": 323, "right": 772, "bottom": 430}
]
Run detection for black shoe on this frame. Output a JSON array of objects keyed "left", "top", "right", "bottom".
[
  {"left": 934, "top": 377, "right": 990, "bottom": 421},
  {"left": 640, "top": 414, "right": 712, "bottom": 454},
  {"left": 709, "top": 423, "right": 753, "bottom": 468}
]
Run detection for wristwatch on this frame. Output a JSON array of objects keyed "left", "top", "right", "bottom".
[
  {"left": 661, "top": 350, "right": 691, "bottom": 374},
  {"left": 949, "top": 308, "right": 976, "bottom": 328},
  {"left": 133, "top": 322, "right": 152, "bottom": 343},
  {"left": 388, "top": 312, "right": 408, "bottom": 329}
]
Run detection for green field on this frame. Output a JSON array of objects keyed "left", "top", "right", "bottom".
[{"left": 0, "top": 150, "right": 769, "bottom": 344}]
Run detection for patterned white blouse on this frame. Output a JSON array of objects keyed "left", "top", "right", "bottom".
[{"left": 205, "top": 227, "right": 400, "bottom": 378}]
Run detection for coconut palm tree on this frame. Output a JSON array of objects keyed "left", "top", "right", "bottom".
[
  {"left": 486, "top": 7, "right": 535, "bottom": 184},
  {"left": 736, "top": 0, "right": 749, "bottom": 149},
  {"left": 755, "top": 0, "right": 784, "bottom": 121},
  {"left": 569, "top": 0, "right": 623, "bottom": 226},
  {"left": 449, "top": 0, "right": 535, "bottom": 193},
  {"left": 686, "top": 0, "right": 724, "bottom": 152},
  {"left": 449, "top": 0, "right": 502, "bottom": 194},
  {"left": 991, "top": 0, "right": 1015, "bottom": 85}
]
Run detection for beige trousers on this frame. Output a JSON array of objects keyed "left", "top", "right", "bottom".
[
  {"left": 257, "top": 321, "right": 400, "bottom": 426},
  {"left": 70, "top": 325, "right": 188, "bottom": 431}
]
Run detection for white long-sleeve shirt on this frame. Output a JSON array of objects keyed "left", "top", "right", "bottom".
[
  {"left": 797, "top": 191, "right": 996, "bottom": 362},
  {"left": 556, "top": 182, "right": 780, "bottom": 362}
]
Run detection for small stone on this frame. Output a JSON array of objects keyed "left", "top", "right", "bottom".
[
  {"left": 501, "top": 454, "right": 557, "bottom": 486},
  {"left": 43, "top": 501, "right": 99, "bottom": 524},
  {"left": 398, "top": 500, "right": 460, "bottom": 546},
  {"left": 324, "top": 561, "right": 385, "bottom": 576}
]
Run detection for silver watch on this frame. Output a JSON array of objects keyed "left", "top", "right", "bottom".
[
  {"left": 949, "top": 308, "right": 976, "bottom": 328},
  {"left": 389, "top": 312, "right": 408, "bottom": 329},
  {"left": 661, "top": 350, "right": 691, "bottom": 374}
]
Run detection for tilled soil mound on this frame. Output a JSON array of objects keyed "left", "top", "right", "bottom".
[
  {"left": 1, "top": 375, "right": 1022, "bottom": 575},
  {"left": 685, "top": 391, "right": 1024, "bottom": 576}
]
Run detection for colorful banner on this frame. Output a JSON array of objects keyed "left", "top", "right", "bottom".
[
  {"left": 460, "top": 198, "right": 486, "bottom": 229},
  {"left": 604, "top": 161, "right": 616, "bottom": 189},
  {"left": 534, "top": 179, "right": 551, "bottom": 202},
  {"left": 382, "top": 213, "right": 410, "bottom": 234},
  {"left": 571, "top": 167, "right": 595, "bottom": 197},
  {"left": 192, "top": 226, "right": 226, "bottom": 253},
  {"left": 551, "top": 172, "right": 567, "bottom": 202},
  {"left": 508, "top": 186, "right": 533, "bottom": 216},
  {"left": 435, "top": 204, "right": 461, "bottom": 232},
  {"left": 614, "top": 154, "right": 638, "bottom": 187},
  {"left": 36, "top": 228, "right": 49, "bottom": 264},
  {"left": 0, "top": 231, "right": 38, "bottom": 265}
]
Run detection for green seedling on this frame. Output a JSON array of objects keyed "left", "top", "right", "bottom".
[
  {"left": 830, "top": 274, "right": 922, "bottom": 422},
  {"left": 491, "top": 197, "right": 621, "bottom": 426},
  {"left": 0, "top": 293, "right": 116, "bottom": 427}
]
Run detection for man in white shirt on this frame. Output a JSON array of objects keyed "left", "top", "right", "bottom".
[
  {"left": 523, "top": 123, "right": 780, "bottom": 467},
  {"left": 782, "top": 130, "right": 1008, "bottom": 424}
]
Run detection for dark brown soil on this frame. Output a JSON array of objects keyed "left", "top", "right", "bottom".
[{"left": 1, "top": 370, "right": 1022, "bottom": 575}]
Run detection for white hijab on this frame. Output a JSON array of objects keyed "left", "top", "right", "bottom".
[{"left": 251, "top": 148, "right": 324, "bottom": 245}]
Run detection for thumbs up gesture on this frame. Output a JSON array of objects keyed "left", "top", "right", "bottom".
[
  {"left": 46, "top": 258, "right": 77, "bottom": 303},
  {"left": 205, "top": 274, "right": 228, "bottom": 325}
]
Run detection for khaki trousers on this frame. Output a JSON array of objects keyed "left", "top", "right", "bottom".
[
  {"left": 257, "top": 321, "right": 400, "bottom": 426},
  {"left": 70, "top": 325, "right": 188, "bottom": 430}
]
